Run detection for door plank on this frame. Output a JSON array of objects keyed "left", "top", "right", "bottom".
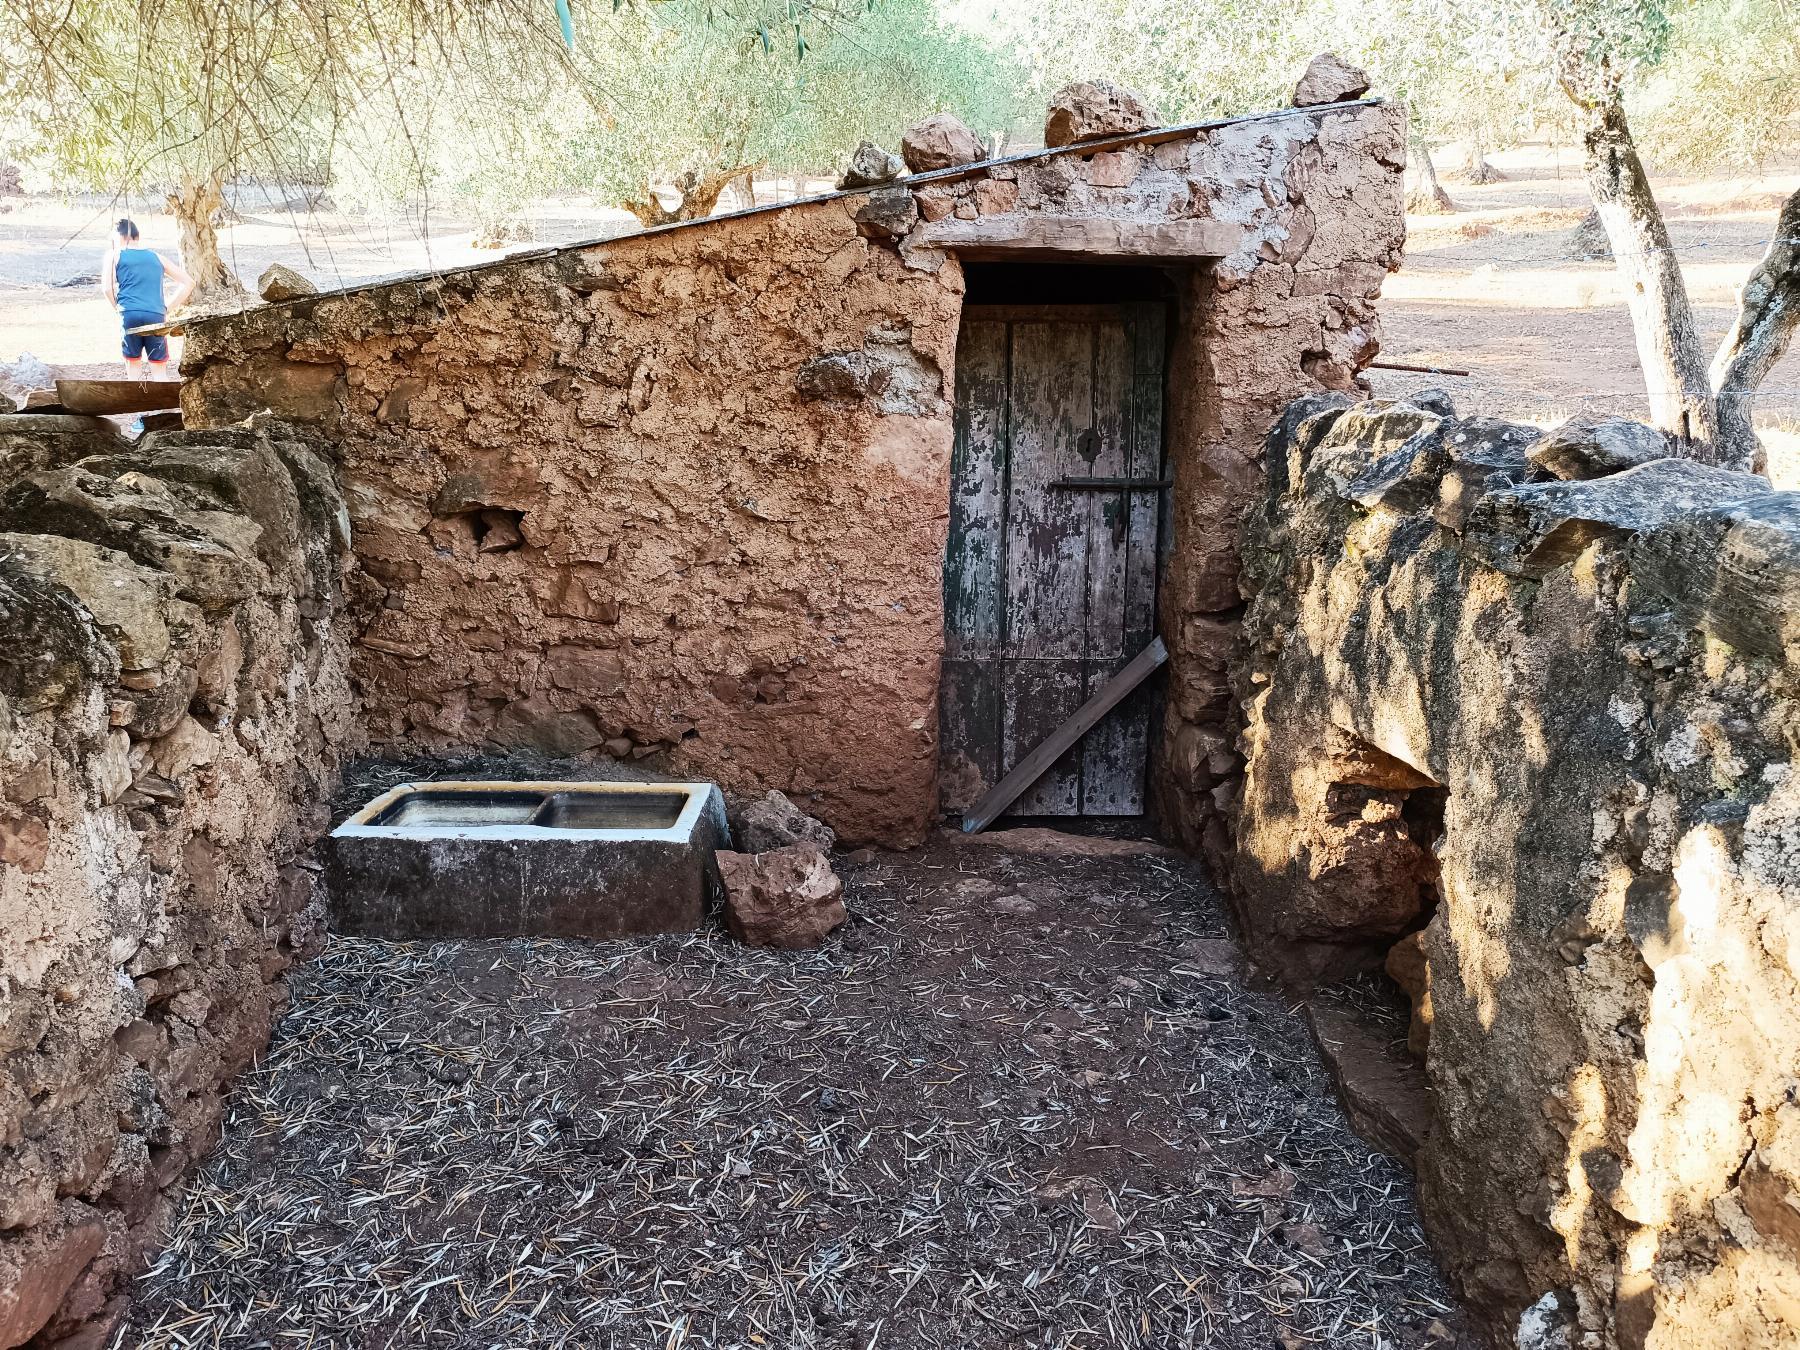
[
  {"left": 1001, "top": 658, "right": 1085, "bottom": 816},
  {"left": 1079, "top": 318, "right": 1137, "bottom": 812},
  {"left": 945, "top": 320, "right": 1009, "bottom": 661},
  {"left": 963, "top": 637, "right": 1170, "bottom": 833},
  {"left": 938, "top": 657, "right": 1001, "bottom": 811},
  {"left": 1003, "top": 320, "right": 1092, "bottom": 815}
]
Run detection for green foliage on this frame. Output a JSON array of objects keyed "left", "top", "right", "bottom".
[
  {"left": 323, "top": 0, "right": 1027, "bottom": 229},
  {"left": 2, "top": 0, "right": 1794, "bottom": 223},
  {"left": 1632, "top": 0, "right": 1800, "bottom": 168}
]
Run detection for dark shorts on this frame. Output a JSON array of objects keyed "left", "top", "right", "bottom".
[{"left": 121, "top": 310, "right": 168, "bottom": 362}]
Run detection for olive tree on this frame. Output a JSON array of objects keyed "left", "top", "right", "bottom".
[
  {"left": 2, "top": 0, "right": 558, "bottom": 299},
  {"left": 1543, "top": 0, "right": 1800, "bottom": 470}
]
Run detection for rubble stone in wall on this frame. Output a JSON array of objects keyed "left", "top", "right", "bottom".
[
  {"left": 1527, "top": 414, "right": 1671, "bottom": 481},
  {"left": 1234, "top": 394, "right": 1800, "bottom": 1347},
  {"left": 899, "top": 113, "right": 984, "bottom": 173},
  {"left": 1043, "top": 80, "right": 1159, "bottom": 147},
  {"left": 0, "top": 414, "right": 357, "bottom": 1347}
]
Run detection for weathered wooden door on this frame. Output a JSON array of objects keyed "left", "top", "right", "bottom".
[{"left": 940, "top": 302, "right": 1166, "bottom": 818}]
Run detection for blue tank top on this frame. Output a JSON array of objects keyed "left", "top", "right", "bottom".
[{"left": 115, "top": 248, "right": 165, "bottom": 315}]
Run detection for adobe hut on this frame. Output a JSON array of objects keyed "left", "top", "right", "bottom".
[{"left": 176, "top": 84, "right": 1407, "bottom": 851}]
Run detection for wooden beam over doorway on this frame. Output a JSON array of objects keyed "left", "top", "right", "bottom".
[{"left": 922, "top": 216, "right": 1243, "bottom": 263}]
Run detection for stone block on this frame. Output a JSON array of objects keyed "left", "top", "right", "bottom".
[
  {"left": 1527, "top": 415, "right": 1670, "bottom": 481},
  {"left": 1044, "top": 80, "right": 1158, "bottom": 146},
  {"left": 256, "top": 263, "right": 317, "bottom": 302},
  {"left": 726, "top": 789, "right": 836, "bottom": 853},
  {"left": 1464, "top": 458, "right": 1771, "bottom": 578},
  {"left": 900, "top": 113, "right": 984, "bottom": 173},
  {"left": 837, "top": 140, "right": 903, "bottom": 189},
  {"left": 0, "top": 1216, "right": 106, "bottom": 1349},
  {"left": 1631, "top": 489, "right": 1800, "bottom": 659},
  {"left": 1293, "top": 52, "right": 1371, "bottom": 107},
  {"left": 718, "top": 842, "right": 846, "bottom": 949}
]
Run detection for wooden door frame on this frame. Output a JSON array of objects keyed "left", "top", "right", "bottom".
[{"left": 940, "top": 294, "right": 1176, "bottom": 820}]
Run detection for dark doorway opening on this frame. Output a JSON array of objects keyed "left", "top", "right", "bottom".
[
  {"left": 939, "top": 263, "right": 1175, "bottom": 822},
  {"left": 962, "top": 262, "right": 1180, "bottom": 306}
]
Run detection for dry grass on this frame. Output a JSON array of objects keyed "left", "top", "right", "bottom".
[{"left": 119, "top": 835, "right": 1465, "bottom": 1349}]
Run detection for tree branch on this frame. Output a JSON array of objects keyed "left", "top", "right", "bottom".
[{"left": 1711, "top": 186, "right": 1800, "bottom": 476}]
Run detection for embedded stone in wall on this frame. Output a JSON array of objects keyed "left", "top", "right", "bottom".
[
  {"left": 1527, "top": 414, "right": 1671, "bottom": 481},
  {"left": 1043, "top": 80, "right": 1158, "bottom": 146},
  {"left": 853, "top": 185, "right": 919, "bottom": 242},
  {"left": 1465, "top": 456, "right": 1770, "bottom": 578},
  {"left": 794, "top": 325, "right": 944, "bottom": 416}
]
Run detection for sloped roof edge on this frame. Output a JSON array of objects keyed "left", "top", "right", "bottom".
[{"left": 190, "top": 97, "right": 1386, "bottom": 324}]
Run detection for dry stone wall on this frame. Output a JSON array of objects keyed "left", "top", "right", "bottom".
[
  {"left": 1234, "top": 394, "right": 1800, "bottom": 1347},
  {"left": 0, "top": 414, "right": 356, "bottom": 1347},
  {"left": 178, "top": 99, "right": 1406, "bottom": 848}
]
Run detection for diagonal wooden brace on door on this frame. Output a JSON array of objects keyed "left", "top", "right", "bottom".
[{"left": 960, "top": 636, "right": 1169, "bottom": 834}]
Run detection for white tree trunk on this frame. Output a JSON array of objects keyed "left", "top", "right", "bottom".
[
  {"left": 1710, "top": 188, "right": 1800, "bottom": 473},
  {"left": 1576, "top": 95, "right": 1722, "bottom": 457}
]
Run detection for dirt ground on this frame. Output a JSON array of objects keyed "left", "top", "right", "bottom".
[
  {"left": 117, "top": 828, "right": 1465, "bottom": 1349},
  {"left": 1362, "top": 144, "right": 1800, "bottom": 483},
  {"left": 4, "top": 146, "right": 1796, "bottom": 480}
]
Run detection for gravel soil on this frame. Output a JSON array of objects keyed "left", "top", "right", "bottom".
[{"left": 118, "top": 830, "right": 1468, "bottom": 1349}]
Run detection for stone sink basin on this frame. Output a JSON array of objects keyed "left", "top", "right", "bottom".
[{"left": 326, "top": 780, "right": 729, "bottom": 940}]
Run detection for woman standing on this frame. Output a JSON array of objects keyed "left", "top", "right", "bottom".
[{"left": 102, "top": 218, "right": 194, "bottom": 378}]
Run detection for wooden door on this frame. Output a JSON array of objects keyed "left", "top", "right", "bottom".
[{"left": 941, "top": 302, "right": 1166, "bottom": 818}]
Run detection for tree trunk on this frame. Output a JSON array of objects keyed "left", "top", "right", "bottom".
[
  {"left": 1568, "top": 206, "right": 1611, "bottom": 261},
  {"left": 1459, "top": 134, "right": 1505, "bottom": 184},
  {"left": 1575, "top": 94, "right": 1722, "bottom": 456},
  {"left": 165, "top": 175, "right": 246, "bottom": 303},
  {"left": 1710, "top": 187, "right": 1800, "bottom": 473},
  {"left": 1407, "top": 138, "right": 1457, "bottom": 215},
  {"left": 623, "top": 163, "right": 759, "bottom": 227}
]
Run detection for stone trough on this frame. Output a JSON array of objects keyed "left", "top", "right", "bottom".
[{"left": 326, "top": 780, "right": 729, "bottom": 940}]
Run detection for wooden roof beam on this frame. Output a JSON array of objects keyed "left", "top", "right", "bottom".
[{"left": 921, "top": 216, "right": 1243, "bottom": 263}]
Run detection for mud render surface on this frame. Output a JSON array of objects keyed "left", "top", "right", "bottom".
[
  {"left": 119, "top": 834, "right": 1467, "bottom": 1349},
  {"left": 177, "top": 98, "right": 1407, "bottom": 853}
]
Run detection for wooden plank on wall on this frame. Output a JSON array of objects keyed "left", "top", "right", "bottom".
[
  {"left": 54, "top": 379, "right": 181, "bottom": 415},
  {"left": 963, "top": 636, "right": 1170, "bottom": 834}
]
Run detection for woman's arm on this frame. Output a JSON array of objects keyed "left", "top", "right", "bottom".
[{"left": 161, "top": 254, "right": 195, "bottom": 310}]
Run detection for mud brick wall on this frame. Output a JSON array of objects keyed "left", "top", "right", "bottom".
[
  {"left": 0, "top": 414, "right": 357, "bottom": 1346},
  {"left": 1233, "top": 393, "right": 1800, "bottom": 1347},
  {"left": 178, "top": 100, "right": 1406, "bottom": 849}
]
